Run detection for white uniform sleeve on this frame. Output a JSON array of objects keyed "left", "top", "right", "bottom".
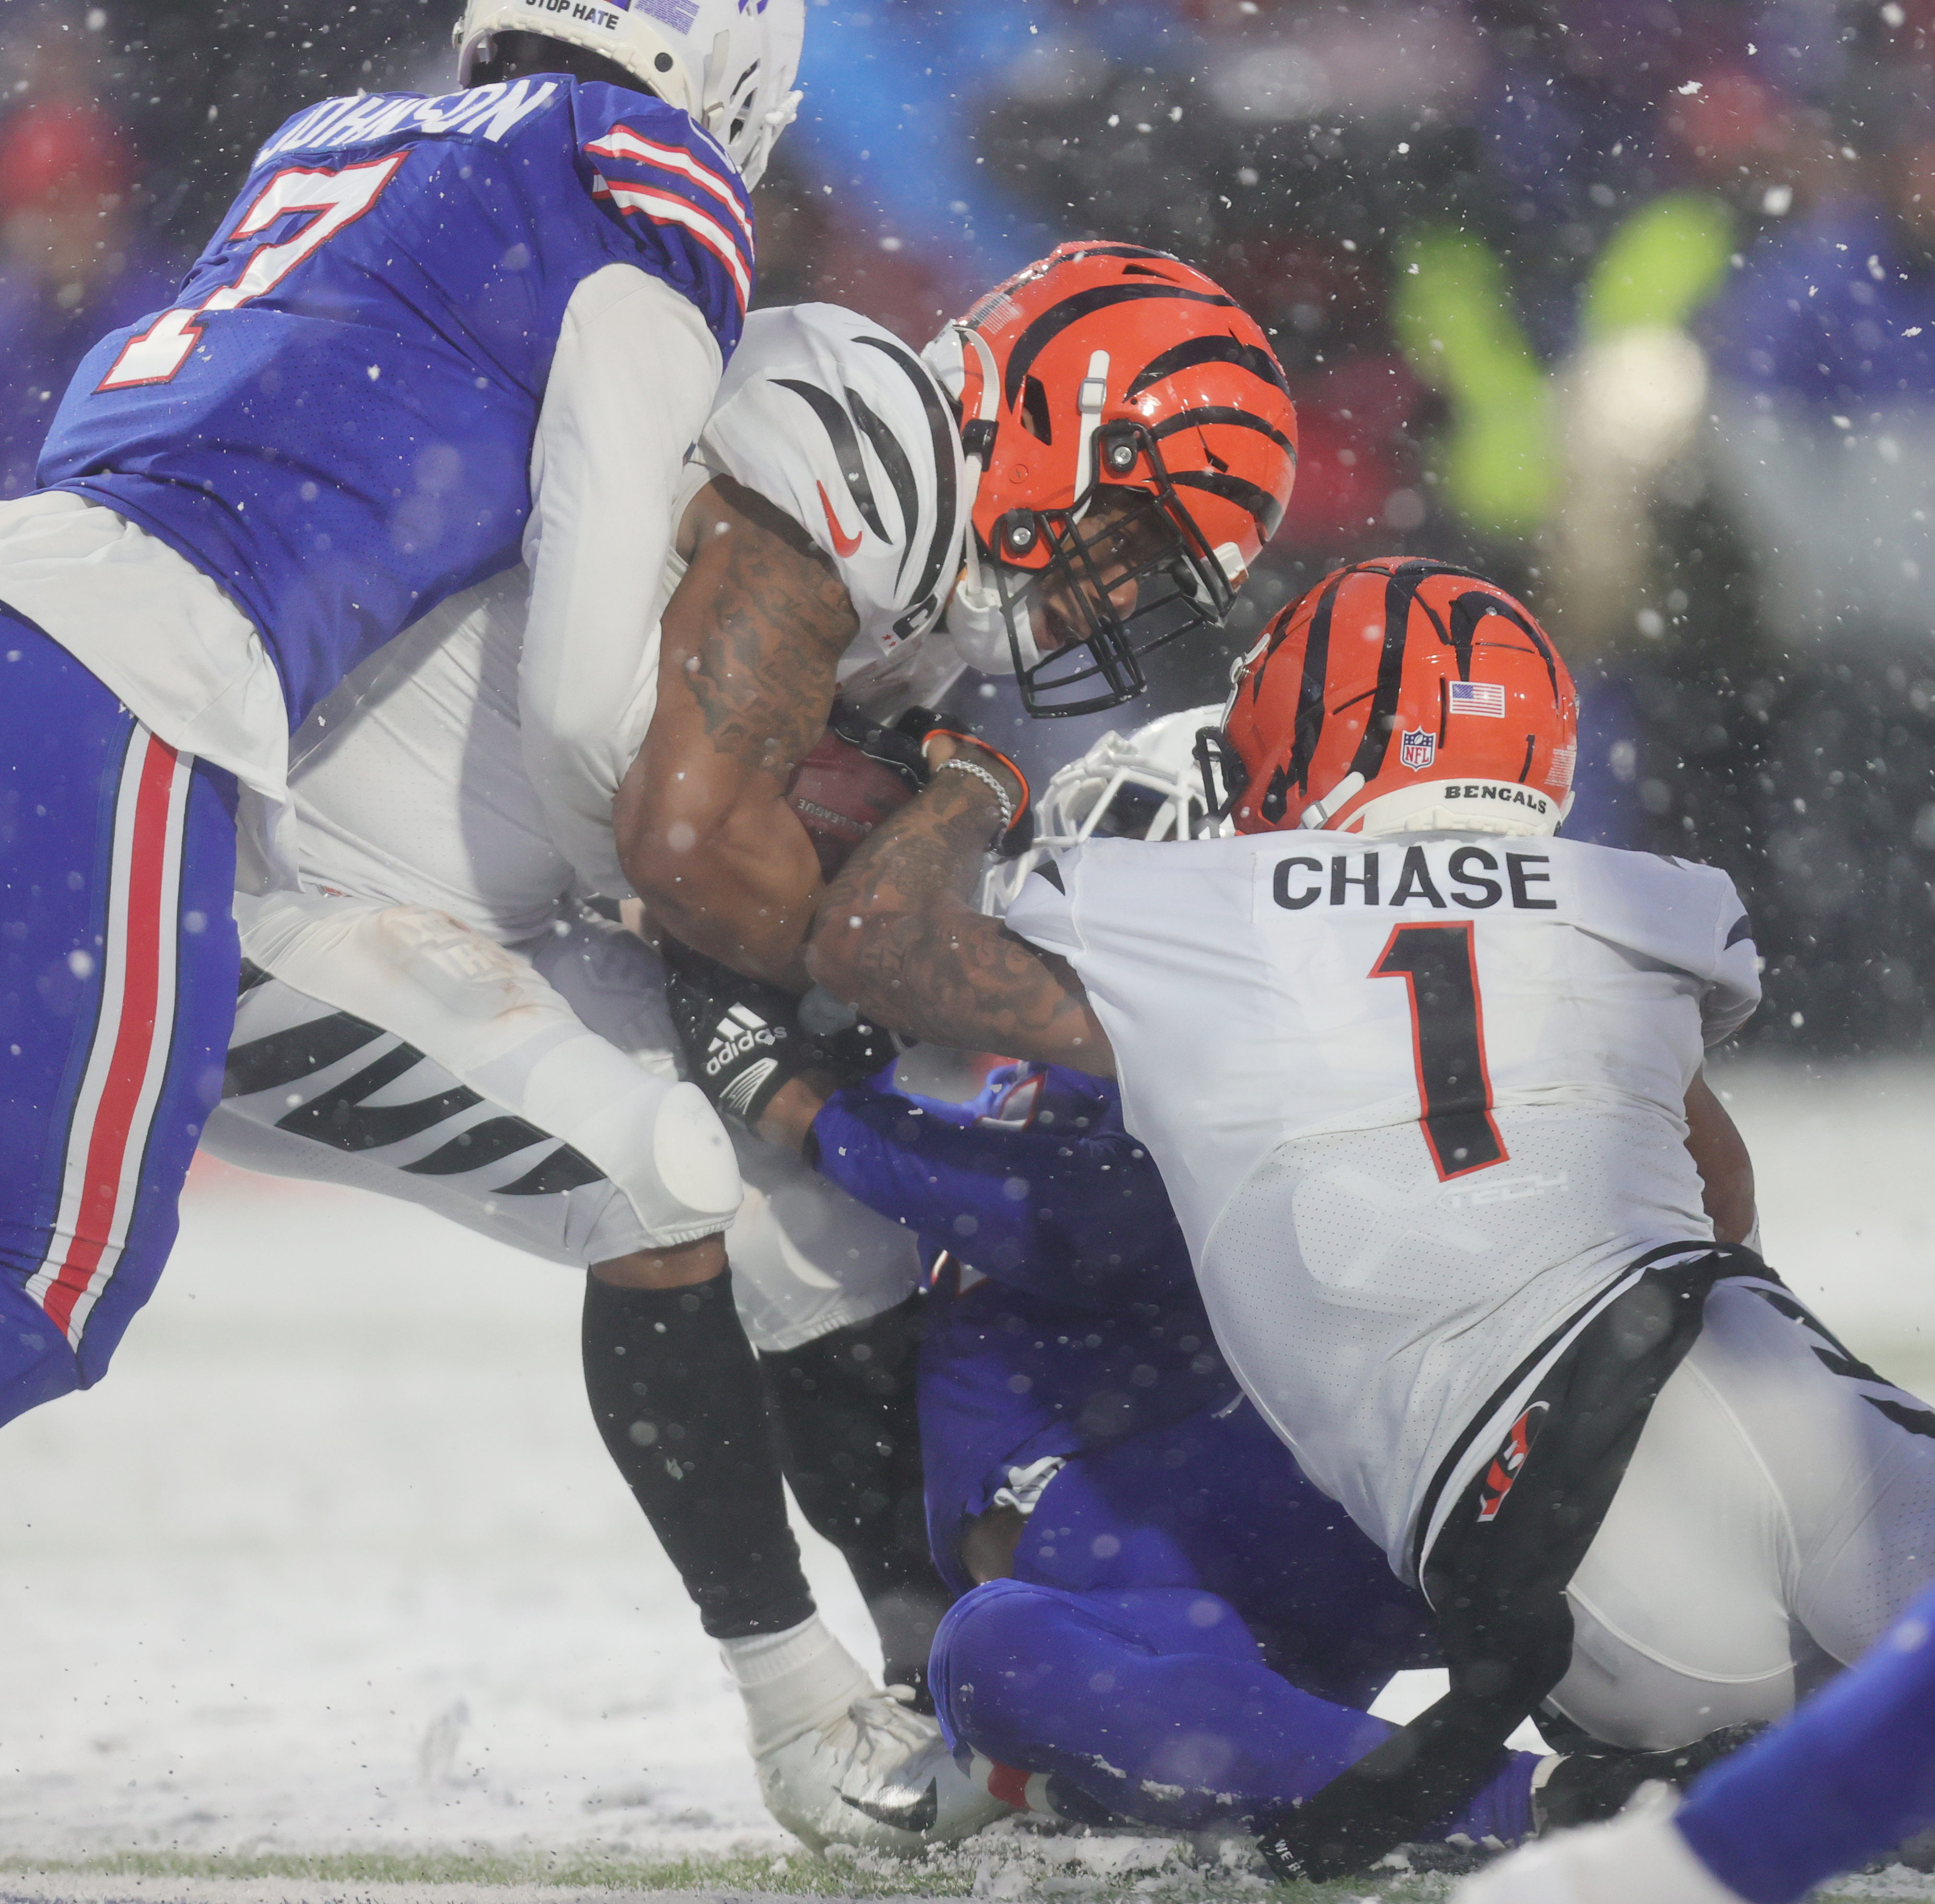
[
  {"left": 1701, "top": 877, "right": 1762, "bottom": 1048},
  {"left": 519, "top": 263, "right": 724, "bottom": 897},
  {"left": 697, "top": 304, "right": 968, "bottom": 671},
  {"left": 1002, "top": 852, "right": 1086, "bottom": 957},
  {"left": 1576, "top": 845, "right": 1762, "bottom": 1048}
]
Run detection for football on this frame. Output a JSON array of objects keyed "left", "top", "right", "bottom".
[{"left": 786, "top": 725, "right": 922, "bottom": 878}]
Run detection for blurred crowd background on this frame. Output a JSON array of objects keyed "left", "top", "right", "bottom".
[{"left": 5, "top": 0, "right": 1935, "bottom": 1052}]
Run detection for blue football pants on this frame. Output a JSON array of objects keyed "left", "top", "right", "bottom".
[
  {"left": 932, "top": 1576, "right": 1536, "bottom": 1841},
  {"left": 1004, "top": 1395, "right": 1439, "bottom": 1709},
  {"left": 0, "top": 611, "right": 241, "bottom": 1421},
  {"left": 930, "top": 1400, "right": 1533, "bottom": 1840}
]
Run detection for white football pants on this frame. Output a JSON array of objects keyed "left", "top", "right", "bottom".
[
  {"left": 1549, "top": 1275, "right": 1935, "bottom": 1747},
  {"left": 201, "top": 892, "right": 922, "bottom": 1353}
]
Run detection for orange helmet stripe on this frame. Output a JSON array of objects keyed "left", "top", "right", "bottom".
[
  {"left": 1232, "top": 557, "right": 1579, "bottom": 835},
  {"left": 1000, "top": 284, "right": 1239, "bottom": 409},
  {"left": 1125, "top": 335, "right": 1292, "bottom": 401},
  {"left": 1280, "top": 566, "right": 1352, "bottom": 808}
]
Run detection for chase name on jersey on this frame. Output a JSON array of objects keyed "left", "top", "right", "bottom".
[
  {"left": 1272, "top": 846, "right": 1558, "bottom": 911},
  {"left": 258, "top": 79, "right": 564, "bottom": 160}
]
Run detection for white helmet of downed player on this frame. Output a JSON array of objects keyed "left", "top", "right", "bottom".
[
  {"left": 454, "top": 0, "right": 805, "bottom": 186},
  {"left": 981, "top": 702, "right": 1228, "bottom": 914}
]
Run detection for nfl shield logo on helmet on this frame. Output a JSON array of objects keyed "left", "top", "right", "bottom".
[{"left": 1399, "top": 728, "right": 1437, "bottom": 772}]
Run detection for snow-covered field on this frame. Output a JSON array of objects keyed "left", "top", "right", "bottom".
[{"left": 1, "top": 1055, "right": 1932, "bottom": 1901}]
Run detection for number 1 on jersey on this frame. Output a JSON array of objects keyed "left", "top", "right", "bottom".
[
  {"left": 1372, "top": 921, "right": 1508, "bottom": 1181},
  {"left": 98, "top": 152, "right": 408, "bottom": 391}
]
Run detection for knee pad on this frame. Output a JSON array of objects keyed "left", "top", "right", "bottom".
[
  {"left": 236, "top": 890, "right": 743, "bottom": 1248},
  {"left": 725, "top": 1132, "right": 922, "bottom": 1353},
  {"left": 535, "top": 911, "right": 919, "bottom": 1339},
  {"left": 931, "top": 1579, "right": 1082, "bottom": 1745},
  {"left": 642, "top": 1080, "right": 743, "bottom": 1228}
]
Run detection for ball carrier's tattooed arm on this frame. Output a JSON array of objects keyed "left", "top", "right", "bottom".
[
  {"left": 809, "top": 753, "right": 1760, "bottom": 1246},
  {"left": 807, "top": 733, "right": 1114, "bottom": 1071},
  {"left": 616, "top": 474, "right": 859, "bottom": 989}
]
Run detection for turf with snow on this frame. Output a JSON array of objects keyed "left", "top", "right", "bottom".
[{"left": 1, "top": 1055, "right": 1931, "bottom": 1901}]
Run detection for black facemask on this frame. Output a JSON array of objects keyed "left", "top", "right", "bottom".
[{"left": 987, "top": 423, "right": 1237, "bottom": 718}]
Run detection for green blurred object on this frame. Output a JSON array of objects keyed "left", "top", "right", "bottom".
[
  {"left": 1393, "top": 228, "right": 1557, "bottom": 541},
  {"left": 1394, "top": 196, "right": 1736, "bottom": 543},
  {"left": 1581, "top": 192, "right": 1737, "bottom": 340}
]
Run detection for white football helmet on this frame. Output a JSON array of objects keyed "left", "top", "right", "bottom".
[
  {"left": 981, "top": 703, "right": 1228, "bottom": 913},
  {"left": 454, "top": 0, "right": 805, "bottom": 186}
]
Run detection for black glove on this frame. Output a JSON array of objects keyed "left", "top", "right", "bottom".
[
  {"left": 662, "top": 943, "right": 900, "bottom": 1127},
  {"left": 892, "top": 707, "right": 1035, "bottom": 859},
  {"left": 828, "top": 699, "right": 931, "bottom": 794},
  {"left": 661, "top": 938, "right": 835, "bottom": 1128}
]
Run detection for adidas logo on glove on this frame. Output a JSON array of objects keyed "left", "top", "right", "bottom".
[
  {"left": 705, "top": 1004, "right": 782, "bottom": 1077},
  {"left": 703, "top": 1004, "right": 788, "bottom": 1120}
]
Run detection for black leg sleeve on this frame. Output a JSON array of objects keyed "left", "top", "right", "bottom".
[
  {"left": 583, "top": 1270, "right": 816, "bottom": 1641},
  {"left": 759, "top": 1297, "right": 952, "bottom": 1705}
]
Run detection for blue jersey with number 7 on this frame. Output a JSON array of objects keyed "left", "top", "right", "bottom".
[{"left": 37, "top": 75, "right": 752, "bottom": 731}]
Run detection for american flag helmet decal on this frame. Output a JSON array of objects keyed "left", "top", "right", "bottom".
[{"left": 1448, "top": 680, "right": 1507, "bottom": 718}]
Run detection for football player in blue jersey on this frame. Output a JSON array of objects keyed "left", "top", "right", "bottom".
[
  {"left": 0, "top": 0, "right": 802, "bottom": 1429},
  {"left": 664, "top": 709, "right": 1764, "bottom": 1854},
  {"left": 1453, "top": 1573, "right": 1935, "bottom": 1902}
]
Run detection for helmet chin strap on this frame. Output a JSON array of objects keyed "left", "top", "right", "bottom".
[
  {"left": 1069, "top": 350, "right": 1110, "bottom": 526},
  {"left": 745, "top": 89, "right": 802, "bottom": 185},
  {"left": 950, "top": 323, "right": 1044, "bottom": 673},
  {"left": 1298, "top": 772, "right": 1366, "bottom": 830}
]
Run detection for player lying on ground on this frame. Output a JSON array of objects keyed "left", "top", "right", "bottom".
[
  {"left": 1453, "top": 1570, "right": 1935, "bottom": 1903},
  {"left": 804, "top": 558, "right": 1935, "bottom": 1879},
  {"left": 673, "top": 705, "right": 1768, "bottom": 1848},
  {"left": 202, "top": 254, "right": 1295, "bottom": 1848},
  {"left": 0, "top": 0, "right": 800, "bottom": 1424}
]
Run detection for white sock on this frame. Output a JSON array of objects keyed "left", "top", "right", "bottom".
[{"left": 721, "top": 1614, "right": 873, "bottom": 1757}]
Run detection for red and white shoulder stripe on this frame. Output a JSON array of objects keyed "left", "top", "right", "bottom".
[
  {"left": 26, "top": 727, "right": 194, "bottom": 1349},
  {"left": 584, "top": 123, "right": 754, "bottom": 309}
]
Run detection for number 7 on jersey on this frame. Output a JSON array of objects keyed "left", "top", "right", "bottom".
[
  {"left": 1372, "top": 921, "right": 1509, "bottom": 1181},
  {"left": 99, "top": 153, "right": 408, "bottom": 391}
]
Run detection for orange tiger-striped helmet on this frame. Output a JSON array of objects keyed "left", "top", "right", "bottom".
[
  {"left": 933, "top": 241, "right": 1298, "bottom": 717},
  {"left": 1198, "top": 557, "right": 1578, "bottom": 837}
]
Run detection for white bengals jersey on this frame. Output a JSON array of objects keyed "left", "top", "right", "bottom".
[
  {"left": 211, "top": 304, "right": 970, "bottom": 1342},
  {"left": 264, "top": 302, "right": 973, "bottom": 931},
  {"left": 695, "top": 302, "right": 971, "bottom": 703},
  {"left": 1004, "top": 829, "right": 1762, "bottom": 1577}
]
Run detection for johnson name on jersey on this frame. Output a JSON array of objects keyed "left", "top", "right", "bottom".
[
  {"left": 695, "top": 303, "right": 970, "bottom": 710},
  {"left": 35, "top": 76, "right": 753, "bottom": 734},
  {"left": 1006, "top": 830, "right": 1762, "bottom": 1573}
]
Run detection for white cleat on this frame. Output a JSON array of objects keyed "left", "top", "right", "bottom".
[
  {"left": 1450, "top": 1789, "right": 1746, "bottom": 1904},
  {"left": 757, "top": 1684, "right": 1010, "bottom": 1854},
  {"left": 722, "top": 1615, "right": 1007, "bottom": 1855}
]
